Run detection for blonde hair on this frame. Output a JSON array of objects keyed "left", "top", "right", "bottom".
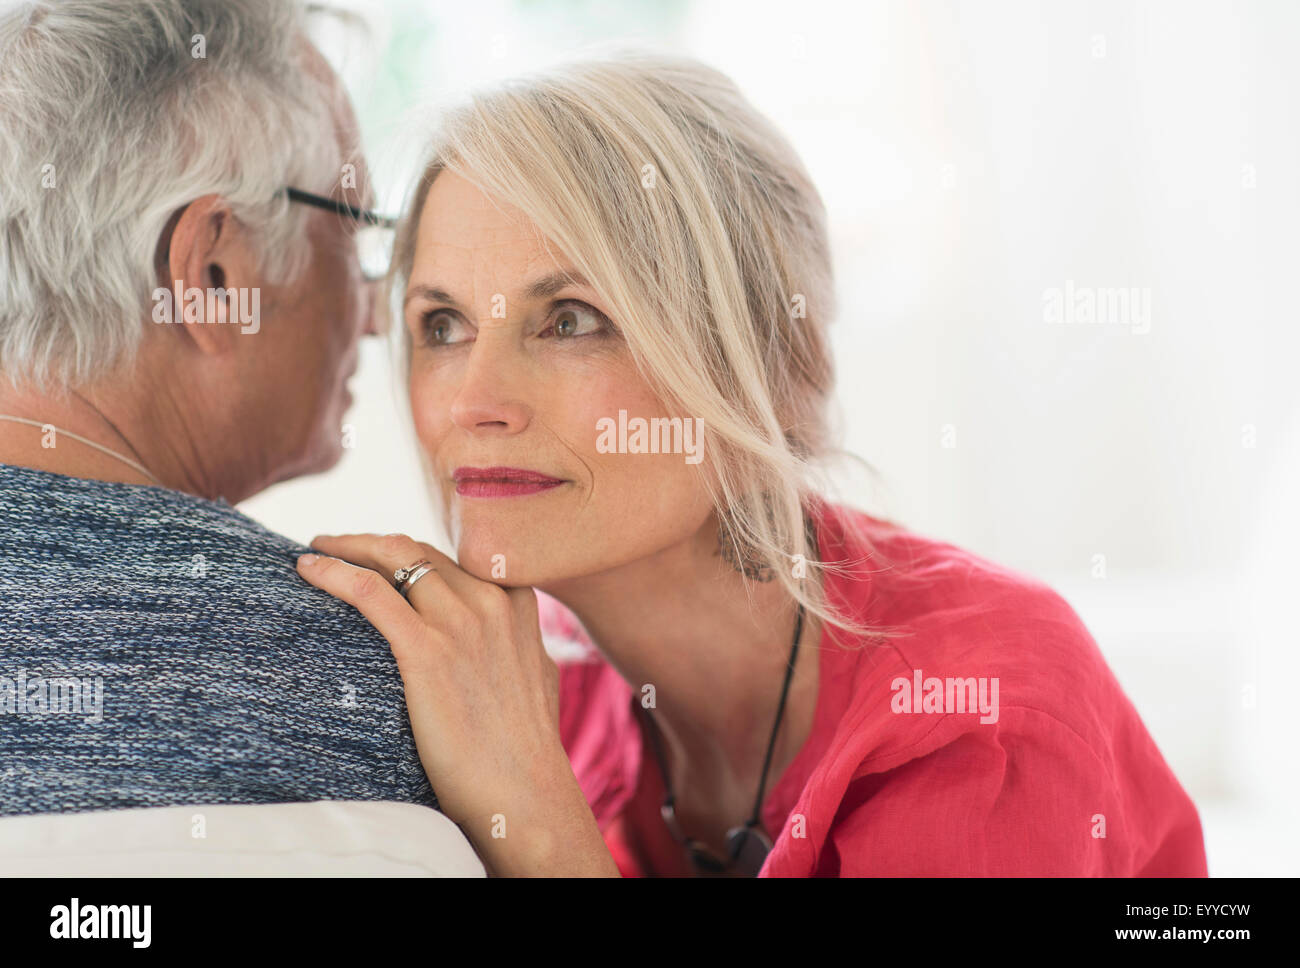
[{"left": 391, "top": 51, "right": 874, "bottom": 640}]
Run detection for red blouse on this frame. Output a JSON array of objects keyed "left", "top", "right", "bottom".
[{"left": 541, "top": 501, "right": 1208, "bottom": 877}]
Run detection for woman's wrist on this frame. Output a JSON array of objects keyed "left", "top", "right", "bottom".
[
  {"left": 462, "top": 752, "right": 620, "bottom": 876},
  {"left": 482, "top": 813, "right": 619, "bottom": 877}
]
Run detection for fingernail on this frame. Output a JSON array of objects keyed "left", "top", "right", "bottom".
[{"left": 298, "top": 554, "right": 319, "bottom": 566}]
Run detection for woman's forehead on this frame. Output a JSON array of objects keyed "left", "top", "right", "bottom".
[{"left": 418, "top": 172, "right": 538, "bottom": 246}]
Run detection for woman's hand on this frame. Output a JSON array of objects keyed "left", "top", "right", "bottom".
[{"left": 296, "top": 532, "right": 619, "bottom": 876}]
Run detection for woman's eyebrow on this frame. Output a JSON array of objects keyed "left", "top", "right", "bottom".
[
  {"left": 403, "top": 284, "right": 459, "bottom": 309},
  {"left": 404, "top": 272, "right": 591, "bottom": 309},
  {"left": 522, "top": 270, "right": 591, "bottom": 300}
]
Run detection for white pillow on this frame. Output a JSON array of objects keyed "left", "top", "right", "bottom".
[{"left": 0, "top": 800, "right": 485, "bottom": 876}]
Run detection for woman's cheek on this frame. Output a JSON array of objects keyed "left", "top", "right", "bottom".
[{"left": 409, "top": 367, "right": 453, "bottom": 448}]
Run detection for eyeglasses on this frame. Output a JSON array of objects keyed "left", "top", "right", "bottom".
[{"left": 285, "top": 187, "right": 397, "bottom": 283}]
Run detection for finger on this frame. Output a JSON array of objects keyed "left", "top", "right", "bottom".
[
  {"left": 308, "top": 533, "right": 430, "bottom": 579},
  {"left": 506, "top": 585, "right": 540, "bottom": 626},
  {"left": 295, "top": 552, "right": 430, "bottom": 652},
  {"left": 308, "top": 533, "right": 476, "bottom": 622},
  {"left": 311, "top": 532, "right": 491, "bottom": 604}
]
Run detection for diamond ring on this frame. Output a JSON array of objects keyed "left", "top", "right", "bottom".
[{"left": 393, "top": 559, "right": 434, "bottom": 598}]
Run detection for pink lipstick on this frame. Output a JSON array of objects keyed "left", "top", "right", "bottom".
[{"left": 453, "top": 466, "right": 567, "bottom": 498}]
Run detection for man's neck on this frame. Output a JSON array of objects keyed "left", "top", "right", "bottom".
[{"left": 0, "top": 380, "right": 207, "bottom": 496}]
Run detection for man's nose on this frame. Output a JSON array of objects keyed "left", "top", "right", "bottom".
[{"left": 360, "top": 280, "right": 383, "bottom": 338}]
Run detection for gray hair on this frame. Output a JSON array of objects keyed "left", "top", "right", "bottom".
[{"left": 0, "top": 0, "right": 344, "bottom": 390}]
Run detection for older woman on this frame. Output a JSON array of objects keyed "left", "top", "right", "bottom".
[{"left": 296, "top": 53, "right": 1208, "bottom": 877}]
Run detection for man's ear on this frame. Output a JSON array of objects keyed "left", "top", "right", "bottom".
[{"left": 161, "top": 194, "right": 254, "bottom": 356}]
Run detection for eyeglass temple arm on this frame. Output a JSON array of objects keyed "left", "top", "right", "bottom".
[{"left": 284, "top": 187, "right": 398, "bottom": 229}]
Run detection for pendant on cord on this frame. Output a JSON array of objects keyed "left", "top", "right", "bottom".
[
  {"left": 662, "top": 797, "right": 773, "bottom": 876},
  {"left": 725, "top": 822, "right": 774, "bottom": 876}
]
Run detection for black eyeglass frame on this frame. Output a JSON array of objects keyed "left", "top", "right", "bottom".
[
  {"left": 284, "top": 186, "right": 398, "bottom": 229},
  {"left": 152, "top": 189, "right": 399, "bottom": 284}
]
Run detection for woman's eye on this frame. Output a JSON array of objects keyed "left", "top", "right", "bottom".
[
  {"left": 419, "top": 310, "right": 472, "bottom": 346},
  {"left": 545, "top": 302, "right": 608, "bottom": 339}
]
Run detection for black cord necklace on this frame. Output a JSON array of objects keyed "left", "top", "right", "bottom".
[{"left": 634, "top": 601, "right": 805, "bottom": 877}]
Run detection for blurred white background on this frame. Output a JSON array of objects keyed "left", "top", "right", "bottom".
[{"left": 240, "top": 0, "right": 1300, "bottom": 876}]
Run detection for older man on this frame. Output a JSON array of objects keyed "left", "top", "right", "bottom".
[{"left": 0, "top": 0, "right": 436, "bottom": 816}]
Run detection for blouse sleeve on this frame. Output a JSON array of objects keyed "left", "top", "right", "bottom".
[{"left": 822, "top": 707, "right": 1155, "bottom": 876}]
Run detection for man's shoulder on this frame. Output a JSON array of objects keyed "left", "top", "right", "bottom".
[{"left": 0, "top": 465, "right": 385, "bottom": 649}]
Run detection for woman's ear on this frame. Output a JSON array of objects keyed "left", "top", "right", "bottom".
[{"left": 161, "top": 194, "right": 255, "bottom": 356}]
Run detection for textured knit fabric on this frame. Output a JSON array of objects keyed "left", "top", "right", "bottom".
[
  {"left": 545, "top": 500, "right": 1208, "bottom": 877},
  {"left": 0, "top": 463, "right": 437, "bottom": 817}
]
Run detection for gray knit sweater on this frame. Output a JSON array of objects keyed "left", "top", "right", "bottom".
[{"left": 0, "top": 463, "right": 438, "bottom": 817}]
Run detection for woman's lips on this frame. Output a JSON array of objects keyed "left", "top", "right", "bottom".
[{"left": 452, "top": 466, "right": 567, "bottom": 498}]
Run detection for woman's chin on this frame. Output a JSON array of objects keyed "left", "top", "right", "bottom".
[{"left": 456, "top": 540, "right": 550, "bottom": 587}]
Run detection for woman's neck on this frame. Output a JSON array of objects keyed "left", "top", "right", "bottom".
[{"left": 540, "top": 515, "right": 821, "bottom": 818}]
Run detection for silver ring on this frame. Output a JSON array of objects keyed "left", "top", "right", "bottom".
[{"left": 393, "top": 559, "right": 434, "bottom": 598}]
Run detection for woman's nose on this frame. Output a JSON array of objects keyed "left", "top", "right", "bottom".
[{"left": 447, "top": 331, "right": 533, "bottom": 435}]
